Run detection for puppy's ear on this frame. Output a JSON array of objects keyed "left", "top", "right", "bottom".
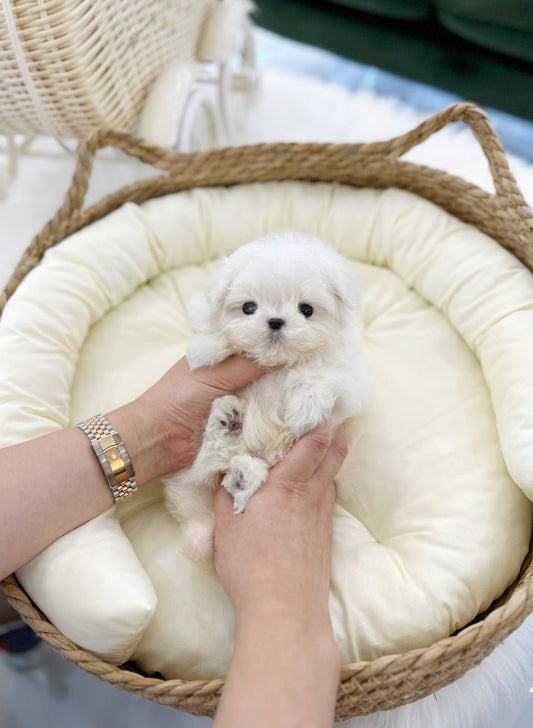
[
  {"left": 186, "top": 259, "right": 235, "bottom": 369},
  {"left": 187, "top": 258, "right": 233, "bottom": 334},
  {"left": 325, "top": 261, "right": 365, "bottom": 313}
]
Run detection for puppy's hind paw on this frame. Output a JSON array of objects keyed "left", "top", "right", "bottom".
[
  {"left": 231, "top": 489, "right": 254, "bottom": 515},
  {"left": 182, "top": 521, "right": 214, "bottom": 562},
  {"left": 209, "top": 395, "right": 244, "bottom": 437},
  {"left": 222, "top": 454, "right": 269, "bottom": 513}
]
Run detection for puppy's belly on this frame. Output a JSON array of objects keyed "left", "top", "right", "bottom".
[{"left": 240, "top": 391, "right": 295, "bottom": 467}]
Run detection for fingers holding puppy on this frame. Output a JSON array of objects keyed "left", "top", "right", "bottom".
[
  {"left": 214, "top": 421, "right": 347, "bottom": 521},
  {"left": 213, "top": 423, "right": 348, "bottom": 620},
  {"left": 271, "top": 422, "right": 348, "bottom": 502},
  {"left": 192, "top": 355, "right": 267, "bottom": 396}
]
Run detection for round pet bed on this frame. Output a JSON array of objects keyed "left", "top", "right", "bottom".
[{"left": 1, "top": 103, "right": 533, "bottom": 720}]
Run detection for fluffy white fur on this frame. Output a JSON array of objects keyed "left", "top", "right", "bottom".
[{"left": 163, "top": 232, "right": 371, "bottom": 560}]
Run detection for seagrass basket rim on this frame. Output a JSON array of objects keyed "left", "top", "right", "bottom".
[{"left": 2, "top": 101, "right": 533, "bottom": 719}]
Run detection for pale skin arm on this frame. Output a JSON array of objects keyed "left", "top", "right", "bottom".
[
  {"left": 0, "top": 356, "right": 266, "bottom": 580},
  {"left": 213, "top": 423, "right": 347, "bottom": 728},
  {"left": 1, "top": 358, "right": 346, "bottom": 728}
]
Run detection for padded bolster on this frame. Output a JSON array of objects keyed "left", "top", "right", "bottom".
[
  {"left": 1, "top": 182, "right": 532, "bottom": 667},
  {"left": 16, "top": 510, "right": 157, "bottom": 663}
]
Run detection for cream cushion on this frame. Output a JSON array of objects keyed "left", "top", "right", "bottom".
[{"left": 0, "top": 182, "right": 531, "bottom": 675}]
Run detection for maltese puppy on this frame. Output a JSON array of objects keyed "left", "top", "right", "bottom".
[{"left": 163, "top": 232, "right": 371, "bottom": 560}]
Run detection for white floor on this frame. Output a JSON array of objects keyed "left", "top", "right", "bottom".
[{"left": 2, "top": 28, "right": 533, "bottom": 728}]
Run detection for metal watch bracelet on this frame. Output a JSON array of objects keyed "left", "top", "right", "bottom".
[{"left": 77, "top": 414, "right": 137, "bottom": 502}]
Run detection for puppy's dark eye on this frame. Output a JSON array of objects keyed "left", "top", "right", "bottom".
[
  {"left": 298, "top": 303, "right": 314, "bottom": 318},
  {"left": 242, "top": 301, "right": 257, "bottom": 315}
]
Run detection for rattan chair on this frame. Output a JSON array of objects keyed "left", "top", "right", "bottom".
[{"left": 0, "top": 0, "right": 255, "bottom": 167}]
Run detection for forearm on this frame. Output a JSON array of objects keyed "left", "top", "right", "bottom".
[
  {"left": 0, "top": 398, "right": 169, "bottom": 579},
  {"left": 0, "top": 355, "right": 266, "bottom": 579},
  {"left": 214, "top": 608, "right": 341, "bottom": 728},
  {"left": 212, "top": 427, "right": 347, "bottom": 727}
]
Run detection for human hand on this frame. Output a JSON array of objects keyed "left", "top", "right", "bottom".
[
  {"left": 213, "top": 423, "right": 348, "bottom": 635},
  {"left": 110, "top": 356, "right": 265, "bottom": 484}
]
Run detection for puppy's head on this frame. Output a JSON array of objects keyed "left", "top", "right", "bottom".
[{"left": 188, "top": 232, "right": 361, "bottom": 367}]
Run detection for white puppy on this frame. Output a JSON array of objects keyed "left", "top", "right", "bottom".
[{"left": 163, "top": 232, "right": 371, "bottom": 560}]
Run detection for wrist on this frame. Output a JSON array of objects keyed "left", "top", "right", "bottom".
[
  {"left": 222, "top": 607, "right": 341, "bottom": 727},
  {"left": 106, "top": 398, "right": 173, "bottom": 487},
  {"left": 231, "top": 572, "right": 334, "bottom": 635},
  {"left": 234, "top": 598, "right": 339, "bottom": 659}
]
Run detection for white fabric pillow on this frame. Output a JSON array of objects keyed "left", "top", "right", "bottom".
[
  {"left": 17, "top": 510, "right": 157, "bottom": 663},
  {"left": 0, "top": 182, "right": 531, "bottom": 675}
]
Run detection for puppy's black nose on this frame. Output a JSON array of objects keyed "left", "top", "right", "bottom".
[{"left": 268, "top": 318, "right": 285, "bottom": 331}]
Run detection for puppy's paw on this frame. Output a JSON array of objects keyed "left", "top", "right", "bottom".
[
  {"left": 208, "top": 395, "right": 244, "bottom": 438},
  {"left": 162, "top": 469, "right": 192, "bottom": 518},
  {"left": 231, "top": 489, "right": 254, "bottom": 515},
  {"left": 182, "top": 520, "right": 214, "bottom": 562},
  {"left": 222, "top": 454, "right": 269, "bottom": 513},
  {"left": 186, "top": 334, "right": 232, "bottom": 370},
  {"left": 285, "top": 390, "right": 332, "bottom": 440}
]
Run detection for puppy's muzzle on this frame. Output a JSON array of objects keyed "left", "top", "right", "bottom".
[{"left": 268, "top": 318, "right": 285, "bottom": 331}]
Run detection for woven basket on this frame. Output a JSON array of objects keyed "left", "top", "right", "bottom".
[
  {"left": 2, "top": 102, "right": 533, "bottom": 720},
  {"left": 0, "top": 0, "right": 217, "bottom": 139}
]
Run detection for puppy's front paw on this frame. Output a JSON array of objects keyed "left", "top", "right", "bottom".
[
  {"left": 285, "top": 389, "right": 333, "bottom": 439},
  {"left": 222, "top": 454, "right": 269, "bottom": 513},
  {"left": 186, "top": 334, "right": 232, "bottom": 370}
]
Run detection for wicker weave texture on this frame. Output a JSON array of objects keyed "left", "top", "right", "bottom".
[
  {"left": 0, "top": 0, "right": 216, "bottom": 138},
  {"left": 1, "top": 103, "right": 533, "bottom": 719}
]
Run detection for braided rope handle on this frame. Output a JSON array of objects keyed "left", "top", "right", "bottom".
[
  {"left": 67, "top": 102, "right": 531, "bottom": 218},
  {"left": 2, "top": 102, "right": 531, "bottom": 313},
  {"left": 369, "top": 103, "right": 532, "bottom": 235},
  {"left": 34, "top": 102, "right": 528, "bottom": 245}
]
